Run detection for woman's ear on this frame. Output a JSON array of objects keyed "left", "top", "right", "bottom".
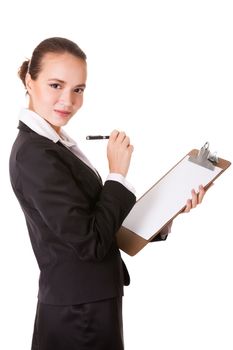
[{"left": 25, "top": 73, "right": 33, "bottom": 93}]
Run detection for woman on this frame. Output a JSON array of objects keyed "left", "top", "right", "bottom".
[{"left": 9, "top": 37, "right": 205, "bottom": 350}]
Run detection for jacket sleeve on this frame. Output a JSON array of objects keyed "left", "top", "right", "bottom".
[{"left": 16, "top": 141, "right": 136, "bottom": 261}]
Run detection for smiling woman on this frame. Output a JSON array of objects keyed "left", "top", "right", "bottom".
[
  {"left": 9, "top": 36, "right": 206, "bottom": 350},
  {"left": 9, "top": 37, "right": 136, "bottom": 350},
  {"left": 26, "top": 53, "right": 86, "bottom": 133},
  {"left": 18, "top": 39, "right": 87, "bottom": 134}
]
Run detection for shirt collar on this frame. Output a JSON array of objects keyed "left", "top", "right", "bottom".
[{"left": 19, "top": 108, "right": 77, "bottom": 148}]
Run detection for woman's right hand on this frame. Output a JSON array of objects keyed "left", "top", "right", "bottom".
[{"left": 107, "top": 130, "right": 134, "bottom": 177}]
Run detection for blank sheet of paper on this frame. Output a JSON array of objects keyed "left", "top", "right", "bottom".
[{"left": 122, "top": 156, "right": 222, "bottom": 240}]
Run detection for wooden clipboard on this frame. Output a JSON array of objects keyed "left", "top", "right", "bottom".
[{"left": 117, "top": 143, "right": 231, "bottom": 256}]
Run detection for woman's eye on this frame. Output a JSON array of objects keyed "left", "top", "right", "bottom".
[
  {"left": 74, "top": 88, "right": 84, "bottom": 95},
  {"left": 49, "top": 83, "right": 61, "bottom": 89}
]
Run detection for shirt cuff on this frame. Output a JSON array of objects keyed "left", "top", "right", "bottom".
[{"left": 106, "top": 173, "right": 136, "bottom": 195}]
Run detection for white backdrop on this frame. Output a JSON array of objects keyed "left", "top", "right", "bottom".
[{"left": 1, "top": 1, "right": 232, "bottom": 349}]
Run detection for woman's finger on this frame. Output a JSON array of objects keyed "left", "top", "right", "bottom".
[
  {"left": 183, "top": 199, "right": 192, "bottom": 213},
  {"left": 117, "top": 132, "right": 126, "bottom": 143},
  {"left": 122, "top": 136, "right": 130, "bottom": 147},
  {"left": 191, "top": 189, "right": 198, "bottom": 208},
  {"left": 198, "top": 185, "right": 205, "bottom": 204},
  {"left": 109, "top": 129, "right": 119, "bottom": 141}
]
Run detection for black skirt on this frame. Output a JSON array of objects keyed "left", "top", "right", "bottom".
[{"left": 31, "top": 297, "right": 124, "bottom": 350}]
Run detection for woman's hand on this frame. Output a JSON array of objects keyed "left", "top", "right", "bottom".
[
  {"left": 183, "top": 185, "right": 207, "bottom": 213},
  {"left": 107, "top": 130, "right": 134, "bottom": 177}
]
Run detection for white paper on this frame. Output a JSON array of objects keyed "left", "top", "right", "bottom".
[{"left": 123, "top": 156, "right": 222, "bottom": 240}]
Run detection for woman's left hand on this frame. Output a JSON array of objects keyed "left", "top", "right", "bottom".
[{"left": 183, "top": 185, "right": 206, "bottom": 213}]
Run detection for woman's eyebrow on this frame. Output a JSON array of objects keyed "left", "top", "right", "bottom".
[
  {"left": 48, "top": 79, "right": 86, "bottom": 88},
  {"left": 48, "top": 78, "right": 65, "bottom": 83}
]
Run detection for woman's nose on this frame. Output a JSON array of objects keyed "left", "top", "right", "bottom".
[{"left": 58, "top": 91, "right": 73, "bottom": 107}]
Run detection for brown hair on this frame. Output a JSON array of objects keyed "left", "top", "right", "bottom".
[{"left": 18, "top": 37, "right": 87, "bottom": 88}]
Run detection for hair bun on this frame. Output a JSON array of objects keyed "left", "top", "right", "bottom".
[{"left": 18, "top": 59, "right": 30, "bottom": 88}]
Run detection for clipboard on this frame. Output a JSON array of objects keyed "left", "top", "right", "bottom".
[{"left": 117, "top": 142, "right": 231, "bottom": 256}]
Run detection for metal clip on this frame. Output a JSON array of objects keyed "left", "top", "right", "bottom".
[{"left": 188, "top": 142, "right": 218, "bottom": 170}]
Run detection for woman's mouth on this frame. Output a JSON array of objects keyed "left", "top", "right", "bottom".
[{"left": 54, "top": 109, "right": 71, "bottom": 118}]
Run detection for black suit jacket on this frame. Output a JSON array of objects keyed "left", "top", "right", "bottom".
[{"left": 9, "top": 121, "right": 136, "bottom": 305}]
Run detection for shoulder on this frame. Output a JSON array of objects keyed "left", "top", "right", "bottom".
[
  {"left": 12, "top": 129, "right": 60, "bottom": 159},
  {"left": 9, "top": 129, "right": 67, "bottom": 179},
  {"left": 9, "top": 131, "right": 73, "bottom": 192}
]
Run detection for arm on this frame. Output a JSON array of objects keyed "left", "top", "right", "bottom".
[{"left": 16, "top": 140, "right": 136, "bottom": 262}]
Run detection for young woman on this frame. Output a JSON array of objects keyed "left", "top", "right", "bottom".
[{"left": 9, "top": 37, "right": 205, "bottom": 350}]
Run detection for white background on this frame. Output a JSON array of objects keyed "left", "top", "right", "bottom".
[{"left": 1, "top": 1, "right": 232, "bottom": 349}]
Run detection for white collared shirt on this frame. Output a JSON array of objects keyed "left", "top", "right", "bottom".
[{"left": 19, "top": 108, "right": 135, "bottom": 194}]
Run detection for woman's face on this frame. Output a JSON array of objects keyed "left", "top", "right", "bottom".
[{"left": 26, "top": 52, "right": 87, "bottom": 133}]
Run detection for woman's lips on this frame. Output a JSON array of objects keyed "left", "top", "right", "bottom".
[{"left": 54, "top": 109, "right": 71, "bottom": 118}]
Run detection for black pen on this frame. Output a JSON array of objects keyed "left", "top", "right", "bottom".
[{"left": 86, "top": 135, "right": 110, "bottom": 140}]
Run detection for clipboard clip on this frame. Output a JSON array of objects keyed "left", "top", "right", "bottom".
[{"left": 188, "top": 142, "right": 218, "bottom": 170}]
